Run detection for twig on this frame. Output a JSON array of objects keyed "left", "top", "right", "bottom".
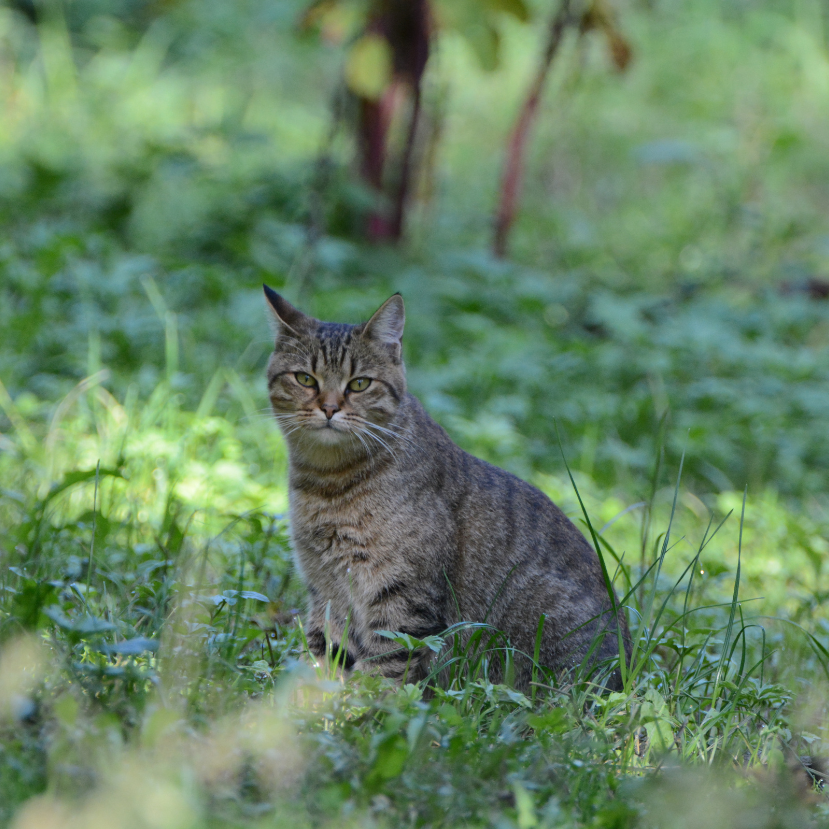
[
  {"left": 390, "top": 82, "right": 423, "bottom": 239},
  {"left": 493, "top": 0, "right": 574, "bottom": 258}
]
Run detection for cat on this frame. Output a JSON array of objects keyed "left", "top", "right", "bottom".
[{"left": 264, "top": 286, "right": 631, "bottom": 689}]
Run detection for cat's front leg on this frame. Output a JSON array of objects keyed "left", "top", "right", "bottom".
[
  {"left": 304, "top": 602, "right": 358, "bottom": 670},
  {"left": 351, "top": 623, "right": 443, "bottom": 684},
  {"left": 351, "top": 638, "right": 428, "bottom": 684},
  {"left": 350, "top": 577, "right": 448, "bottom": 683}
]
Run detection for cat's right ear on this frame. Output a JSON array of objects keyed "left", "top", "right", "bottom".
[
  {"left": 263, "top": 285, "right": 310, "bottom": 338},
  {"left": 362, "top": 293, "right": 405, "bottom": 360}
]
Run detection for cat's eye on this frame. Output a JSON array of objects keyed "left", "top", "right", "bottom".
[
  {"left": 347, "top": 377, "right": 371, "bottom": 392},
  {"left": 295, "top": 372, "right": 317, "bottom": 387}
]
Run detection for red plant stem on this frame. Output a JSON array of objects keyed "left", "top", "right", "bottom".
[
  {"left": 358, "top": 0, "right": 431, "bottom": 242},
  {"left": 361, "top": 89, "right": 398, "bottom": 241},
  {"left": 359, "top": 98, "right": 387, "bottom": 193},
  {"left": 493, "top": 0, "right": 573, "bottom": 258},
  {"left": 389, "top": 0, "right": 430, "bottom": 240},
  {"left": 390, "top": 83, "right": 422, "bottom": 239}
]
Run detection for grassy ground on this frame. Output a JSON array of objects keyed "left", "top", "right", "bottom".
[{"left": 1, "top": 0, "right": 829, "bottom": 826}]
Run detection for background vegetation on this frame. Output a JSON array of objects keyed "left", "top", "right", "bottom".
[{"left": 1, "top": 0, "right": 828, "bottom": 826}]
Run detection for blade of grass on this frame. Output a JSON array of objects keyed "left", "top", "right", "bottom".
[
  {"left": 555, "top": 421, "right": 627, "bottom": 688},
  {"left": 531, "top": 613, "right": 546, "bottom": 705},
  {"left": 85, "top": 460, "right": 101, "bottom": 595},
  {"left": 634, "top": 451, "right": 685, "bottom": 669},
  {"left": 711, "top": 486, "right": 746, "bottom": 707}
]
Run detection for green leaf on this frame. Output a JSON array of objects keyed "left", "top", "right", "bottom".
[
  {"left": 100, "top": 637, "right": 159, "bottom": 655},
  {"left": 9, "top": 579, "right": 57, "bottom": 630},
  {"left": 644, "top": 717, "right": 674, "bottom": 753},
  {"left": 488, "top": 0, "right": 530, "bottom": 22},
  {"left": 376, "top": 630, "right": 445, "bottom": 653},
  {"left": 345, "top": 34, "right": 393, "bottom": 100},
  {"left": 463, "top": 22, "right": 501, "bottom": 71},
  {"left": 527, "top": 707, "right": 570, "bottom": 733},
  {"left": 499, "top": 687, "right": 531, "bottom": 707},
  {"left": 237, "top": 590, "right": 269, "bottom": 602},
  {"left": 44, "top": 607, "right": 116, "bottom": 634},
  {"left": 370, "top": 733, "right": 408, "bottom": 781},
  {"left": 513, "top": 781, "right": 538, "bottom": 829},
  {"left": 42, "top": 467, "right": 124, "bottom": 508}
]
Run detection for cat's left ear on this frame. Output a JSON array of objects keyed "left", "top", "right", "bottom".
[
  {"left": 362, "top": 293, "right": 405, "bottom": 360},
  {"left": 263, "top": 285, "right": 313, "bottom": 338}
]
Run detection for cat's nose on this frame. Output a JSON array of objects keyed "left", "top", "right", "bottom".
[{"left": 321, "top": 402, "right": 340, "bottom": 420}]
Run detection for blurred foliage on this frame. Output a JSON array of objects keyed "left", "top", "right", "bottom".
[
  {"left": 1, "top": 0, "right": 829, "bottom": 825},
  {"left": 0, "top": 0, "right": 828, "bottom": 497},
  {"left": 304, "top": 0, "right": 532, "bottom": 78}
]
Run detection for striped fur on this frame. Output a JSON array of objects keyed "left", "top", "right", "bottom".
[{"left": 264, "top": 287, "right": 631, "bottom": 688}]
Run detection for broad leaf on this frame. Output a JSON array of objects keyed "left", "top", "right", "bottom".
[{"left": 101, "top": 637, "right": 159, "bottom": 655}]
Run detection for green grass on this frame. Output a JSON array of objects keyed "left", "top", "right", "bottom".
[
  {"left": 1, "top": 376, "right": 827, "bottom": 828},
  {"left": 2, "top": 0, "right": 829, "bottom": 825}
]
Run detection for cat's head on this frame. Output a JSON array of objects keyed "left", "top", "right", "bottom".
[{"left": 264, "top": 286, "right": 407, "bottom": 461}]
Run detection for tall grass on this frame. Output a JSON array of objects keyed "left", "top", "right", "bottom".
[{"left": 1, "top": 375, "right": 827, "bottom": 827}]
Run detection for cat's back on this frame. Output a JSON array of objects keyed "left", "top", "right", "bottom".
[
  {"left": 403, "top": 392, "right": 599, "bottom": 575},
  {"left": 403, "top": 393, "right": 618, "bottom": 657}
]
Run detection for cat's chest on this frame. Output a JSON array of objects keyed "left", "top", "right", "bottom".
[
  {"left": 287, "top": 468, "right": 427, "bottom": 608},
  {"left": 289, "top": 489, "right": 387, "bottom": 580},
  {"left": 290, "top": 494, "right": 396, "bottom": 615}
]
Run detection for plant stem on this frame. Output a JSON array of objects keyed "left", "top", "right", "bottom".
[{"left": 493, "top": 0, "right": 573, "bottom": 258}]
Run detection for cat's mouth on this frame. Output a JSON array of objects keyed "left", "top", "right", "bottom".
[{"left": 306, "top": 417, "right": 350, "bottom": 442}]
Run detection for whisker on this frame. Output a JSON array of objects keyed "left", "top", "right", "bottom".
[
  {"left": 276, "top": 417, "right": 309, "bottom": 427},
  {"left": 363, "top": 421, "right": 411, "bottom": 441},
  {"left": 268, "top": 412, "right": 313, "bottom": 438},
  {"left": 350, "top": 428, "right": 372, "bottom": 458},
  {"left": 341, "top": 414, "right": 415, "bottom": 452},
  {"left": 278, "top": 423, "right": 307, "bottom": 440},
  {"left": 361, "top": 421, "right": 415, "bottom": 454},
  {"left": 360, "top": 427, "right": 399, "bottom": 464},
  {"left": 350, "top": 426, "right": 386, "bottom": 471}
]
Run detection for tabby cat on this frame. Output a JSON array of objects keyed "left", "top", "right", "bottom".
[{"left": 264, "top": 286, "right": 631, "bottom": 688}]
